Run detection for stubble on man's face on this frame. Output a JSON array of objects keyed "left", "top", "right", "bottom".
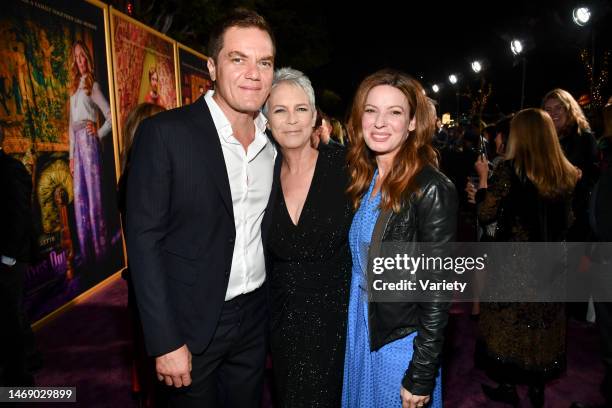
[{"left": 208, "top": 26, "right": 274, "bottom": 116}]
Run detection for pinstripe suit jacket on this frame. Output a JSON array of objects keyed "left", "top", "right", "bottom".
[{"left": 125, "top": 97, "right": 281, "bottom": 357}]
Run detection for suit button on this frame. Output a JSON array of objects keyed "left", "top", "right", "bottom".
[
  {"left": 225, "top": 269, "right": 230, "bottom": 277},
  {"left": 228, "top": 237, "right": 235, "bottom": 244}
]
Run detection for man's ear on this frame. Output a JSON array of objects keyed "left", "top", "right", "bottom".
[{"left": 207, "top": 58, "right": 216, "bottom": 82}]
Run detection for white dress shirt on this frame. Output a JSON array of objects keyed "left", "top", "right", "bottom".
[{"left": 204, "top": 91, "right": 276, "bottom": 301}]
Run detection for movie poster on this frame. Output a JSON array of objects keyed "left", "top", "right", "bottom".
[
  {"left": 0, "top": 0, "right": 125, "bottom": 322},
  {"left": 178, "top": 44, "right": 212, "bottom": 106},
  {"left": 111, "top": 9, "right": 177, "bottom": 152}
]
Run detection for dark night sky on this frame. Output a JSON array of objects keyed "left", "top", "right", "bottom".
[{"left": 283, "top": 0, "right": 612, "bottom": 120}]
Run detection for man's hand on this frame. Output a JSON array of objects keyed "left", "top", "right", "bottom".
[
  {"left": 401, "top": 386, "right": 431, "bottom": 408},
  {"left": 69, "top": 159, "right": 74, "bottom": 176},
  {"left": 156, "top": 344, "right": 192, "bottom": 388}
]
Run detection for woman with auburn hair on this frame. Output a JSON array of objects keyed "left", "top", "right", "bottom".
[
  {"left": 342, "top": 69, "right": 457, "bottom": 408},
  {"left": 473, "top": 108, "right": 579, "bottom": 407},
  {"left": 68, "top": 39, "right": 112, "bottom": 264}
]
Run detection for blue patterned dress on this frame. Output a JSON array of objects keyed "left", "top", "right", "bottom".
[{"left": 342, "top": 173, "right": 443, "bottom": 407}]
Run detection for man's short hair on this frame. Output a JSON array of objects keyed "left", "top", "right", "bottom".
[{"left": 207, "top": 8, "right": 275, "bottom": 62}]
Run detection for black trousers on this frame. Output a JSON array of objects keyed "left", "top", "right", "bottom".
[
  {"left": 161, "top": 285, "right": 268, "bottom": 408},
  {"left": 0, "top": 262, "right": 33, "bottom": 386}
]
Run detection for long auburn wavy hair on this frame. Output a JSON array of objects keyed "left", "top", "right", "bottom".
[
  {"left": 506, "top": 108, "right": 579, "bottom": 198},
  {"left": 346, "top": 69, "right": 438, "bottom": 212},
  {"left": 542, "top": 88, "right": 591, "bottom": 136},
  {"left": 70, "top": 40, "right": 94, "bottom": 96}
]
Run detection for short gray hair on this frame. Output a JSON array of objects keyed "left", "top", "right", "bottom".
[{"left": 264, "top": 67, "right": 315, "bottom": 115}]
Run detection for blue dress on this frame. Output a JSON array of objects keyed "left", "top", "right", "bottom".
[{"left": 342, "top": 173, "right": 443, "bottom": 407}]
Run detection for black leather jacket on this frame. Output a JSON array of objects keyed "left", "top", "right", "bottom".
[{"left": 367, "top": 165, "right": 458, "bottom": 396}]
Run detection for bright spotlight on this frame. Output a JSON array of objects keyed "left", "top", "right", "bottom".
[
  {"left": 448, "top": 74, "right": 458, "bottom": 84},
  {"left": 471, "top": 60, "right": 482, "bottom": 73},
  {"left": 432, "top": 84, "right": 440, "bottom": 93},
  {"left": 511, "top": 39, "right": 524, "bottom": 56},
  {"left": 573, "top": 7, "right": 591, "bottom": 26}
]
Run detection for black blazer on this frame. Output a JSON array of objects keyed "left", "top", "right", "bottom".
[{"left": 125, "top": 97, "right": 281, "bottom": 357}]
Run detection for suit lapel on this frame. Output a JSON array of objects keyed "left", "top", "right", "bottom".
[{"left": 186, "top": 97, "right": 234, "bottom": 219}]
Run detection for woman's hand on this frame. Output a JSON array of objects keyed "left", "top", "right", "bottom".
[
  {"left": 401, "top": 386, "right": 430, "bottom": 408},
  {"left": 474, "top": 155, "right": 489, "bottom": 181},
  {"left": 86, "top": 122, "right": 97, "bottom": 138},
  {"left": 465, "top": 178, "right": 477, "bottom": 204}
]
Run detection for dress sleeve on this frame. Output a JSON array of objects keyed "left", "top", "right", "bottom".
[
  {"left": 91, "top": 82, "right": 112, "bottom": 139},
  {"left": 477, "top": 160, "right": 513, "bottom": 225}
]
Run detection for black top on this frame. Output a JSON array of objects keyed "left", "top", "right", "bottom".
[
  {"left": 267, "top": 144, "right": 352, "bottom": 408},
  {"left": 559, "top": 125, "right": 598, "bottom": 240},
  {"left": 478, "top": 160, "right": 573, "bottom": 242}
]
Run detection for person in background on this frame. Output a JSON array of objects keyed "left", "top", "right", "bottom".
[
  {"left": 433, "top": 117, "right": 449, "bottom": 148},
  {"left": 543, "top": 88, "right": 598, "bottom": 323},
  {"left": 475, "top": 108, "right": 579, "bottom": 407},
  {"left": 570, "top": 101, "right": 612, "bottom": 408},
  {"left": 482, "top": 124, "right": 497, "bottom": 160},
  {"left": 342, "top": 69, "right": 457, "bottom": 408},
  {"left": 0, "top": 125, "right": 35, "bottom": 386},
  {"left": 117, "top": 102, "right": 165, "bottom": 408},
  {"left": 264, "top": 67, "right": 352, "bottom": 408},
  {"left": 118, "top": 103, "right": 166, "bottom": 209},
  {"left": 542, "top": 88, "right": 597, "bottom": 241},
  {"left": 330, "top": 117, "right": 349, "bottom": 145}
]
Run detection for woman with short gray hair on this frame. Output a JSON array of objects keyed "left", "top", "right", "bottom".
[{"left": 265, "top": 67, "right": 352, "bottom": 407}]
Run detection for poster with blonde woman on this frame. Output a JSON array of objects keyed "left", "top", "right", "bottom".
[
  {"left": 0, "top": 0, "right": 124, "bottom": 322},
  {"left": 69, "top": 39, "right": 112, "bottom": 264}
]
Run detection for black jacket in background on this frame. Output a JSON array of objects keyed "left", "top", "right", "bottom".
[
  {"left": 0, "top": 149, "right": 33, "bottom": 262},
  {"left": 559, "top": 125, "right": 598, "bottom": 241}
]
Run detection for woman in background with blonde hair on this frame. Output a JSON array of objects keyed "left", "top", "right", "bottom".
[
  {"left": 474, "top": 108, "right": 579, "bottom": 407},
  {"left": 542, "top": 88, "right": 597, "bottom": 241}
]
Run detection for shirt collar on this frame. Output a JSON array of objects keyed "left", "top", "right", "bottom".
[{"left": 204, "top": 90, "right": 268, "bottom": 145}]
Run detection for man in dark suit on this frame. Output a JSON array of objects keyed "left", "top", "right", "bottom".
[
  {"left": 0, "top": 125, "right": 35, "bottom": 386},
  {"left": 126, "top": 9, "right": 279, "bottom": 407}
]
